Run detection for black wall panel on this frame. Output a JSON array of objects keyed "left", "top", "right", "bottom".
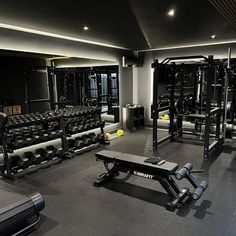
[{"left": 0, "top": 56, "right": 47, "bottom": 114}]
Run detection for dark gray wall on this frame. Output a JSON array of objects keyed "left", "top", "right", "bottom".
[
  {"left": 119, "top": 66, "right": 133, "bottom": 107},
  {"left": 0, "top": 56, "right": 48, "bottom": 114},
  {"left": 137, "top": 43, "right": 236, "bottom": 124}
]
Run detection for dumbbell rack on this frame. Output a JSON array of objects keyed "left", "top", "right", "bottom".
[
  {"left": 59, "top": 115, "right": 103, "bottom": 159},
  {"left": 1, "top": 114, "right": 64, "bottom": 179},
  {"left": 0, "top": 106, "right": 105, "bottom": 179}
]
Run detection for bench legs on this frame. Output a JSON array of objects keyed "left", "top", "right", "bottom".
[
  {"left": 94, "top": 166, "right": 119, "bottom": 187},
  {"left": 158, "top": 176, "right": 191, "bottom": 211}
]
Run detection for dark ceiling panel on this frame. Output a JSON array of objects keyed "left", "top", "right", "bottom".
[
  {"left": 0, "top": 49, "right": 59, "bottom": 59},
  {"left": 209, "top": 0, "right": 236, "bottom": 27},
  {"left": 0, "top": 0, "right": 148, "bottom": 50},
  {"left": 0, "top": 0, "right": 234, "bottom": 50},
  {"left": 129, "top": 0, "right": 236, "bottom": 49}
]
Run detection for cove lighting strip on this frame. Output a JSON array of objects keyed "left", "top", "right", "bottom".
[
  {"left": 137, "top": 40, "right": 236, "bottom": 52},
  {"left": 0, "top": 23, "right": 129, "bottom": 50}
]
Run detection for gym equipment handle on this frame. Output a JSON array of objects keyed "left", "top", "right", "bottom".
[{"left": 192, "top": 180, "right": 208, "bottom": 200}]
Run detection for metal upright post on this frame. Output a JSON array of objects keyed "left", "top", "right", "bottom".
[
  {"left": 215, "top": 65, "right": 224, "bottom": 140},
  {"left": 169, "top": 63, "right": 176, "bottom": 138},
  {"left": 204, "top": 56, "right": 214, "bottom": 158},
  {"left": 223, "top": 48, "right": 231, "bottom": 140},
  {"left": 178, "top": 68, "right": 184, "bottom": 136},
  {"left": 47, "top": 67, "right": 55, "bottom": 110},
  {"left": 24, "top": 68, "right": 30, "bottom": 114},
  {"left": 73, "top": 72, "right": 78, "bottom": 106},
  {"left": 152, "top": 60, "right": 159, "bottom": 151},
  {"left": 192, "top": 72, "right": 198, "bottom": 114}
]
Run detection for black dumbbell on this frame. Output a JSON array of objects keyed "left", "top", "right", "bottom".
[
  {"left": 24, "top": 137, "right": 33, "bottom": 146},
  {"left": 74, "top": 138, "right": 84, "bottom": 149},
  {"left": 49, "top": 131, "right": 58, "bottom": 140},
  {"left": 35, "top": 148, "right": 54, "bottom": 161},
  {"left": 9, "top": 155, "right": 20, "bottom": 167},
  {"left": 56, "top": 130, "right": 64, "bottom": 138},
  {"left": 84, "top": 136, "right": 92, "bottom": 146},
  {"left": 55, "top": 147, "right": 64, "bottom": 158},
  {"left": 6, "top": 134, "right": 14, "bottom": 144},
  {"left": 77, "top": 125, "right": 84, "bottom": 132},
  {"left": 41, "top": 131, "right": 49, "bottom": 141},
  {"left": 14, "top": 138, "right": 25, "bottom": 149},
  {"left": 88, "top": 133, "right": 98, "bottom": 144},
  {"left": 24, "top": 152, "right": 42, "bottom": 165},
  {"left": 18, "top": 157, "right": 31, "bottom": 169},
  {"left": 95, "top": 121, "right": 101, "bottom": 127},
  {"left": 89, "top": 122, "right": 96, "bottom": 129},
  {"left": 83, "top": 123, "right": 90, "bottom": 131},
  {"left": 32, "top": 134, "right": 41, "bottom": 144},
  {"left": 68, "top": 139, "right": 75, "bottom": 149},
  {"left": 46, "top": 145, "right": 64, "bottom": 158}
]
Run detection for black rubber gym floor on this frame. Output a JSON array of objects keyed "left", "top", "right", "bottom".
[{"left": 1, "top": 128, "right": 236, "bottom": 236}]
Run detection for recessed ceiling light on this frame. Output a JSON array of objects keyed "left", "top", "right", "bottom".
[
  {"left": 211, "top": 34, "right": 216, "bottom": 39},
  {"left": 83, "top": 26, "right": 89, "bottom": 31},
  {"left": 167, "top": 9, "right": 175, "bottom": 17}
]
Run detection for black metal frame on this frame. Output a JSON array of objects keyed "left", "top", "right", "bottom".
[
  {"left": 94, "top": 151, "right": 206, "bottom": 211},
  {"left": 152, "top": 55, "right": 225, "bottom": 159}
]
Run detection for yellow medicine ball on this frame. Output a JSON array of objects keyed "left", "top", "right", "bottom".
[
  {"left": 163, "top": 114, "right": 169, "bottom": 120},
  {"left": 117, "top": 129, "right": 124, "bottom": 136},
  {"left": 105, "top": 132, "right": 111, "bottom": 140}
]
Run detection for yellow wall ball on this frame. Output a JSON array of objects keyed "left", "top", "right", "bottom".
[
  {"left": 163, "top": 114, "right": 169, "bottom": 120},
  {"left": 105, "top": 132, "right": 111, "bottom": 140},
  {"left": 117, "top": 129, "right": 124, "bottom": 136}
]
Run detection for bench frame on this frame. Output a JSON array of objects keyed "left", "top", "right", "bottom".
[{"left": 94, "top": 152, "right": 194, "bottom": 211}]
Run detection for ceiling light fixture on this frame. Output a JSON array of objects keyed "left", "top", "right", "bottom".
[
  {"left": 0, "top": 23, "right": 129, "bottom": 50},
  {"left": 167, "top": 9, "right": 175, "bottom": 17},
  {"left": 83, "top": 26, "right": 89, "bottom": 31},
  {"left": 211, "top": 34, "right": 216, "bottom": 39}
]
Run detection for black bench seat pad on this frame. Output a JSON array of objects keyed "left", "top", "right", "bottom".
[{"left": 96, "top": 150, "right": 178, "bottom": 175}]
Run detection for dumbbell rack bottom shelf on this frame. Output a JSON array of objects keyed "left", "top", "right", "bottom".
[
  {"left": 2, "top": 157, "right": 63, "bottom": 179},
  {"left": 66, "top": 143, "right": 100, "bottom": 158}
]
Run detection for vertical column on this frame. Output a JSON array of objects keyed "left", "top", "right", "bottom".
[
  {"left": 133, "top": 67, "right": 139, "bottom": 104},
  {"left": 152, "top": 60, "right": 159, "bottom": 151},
  {"left": 204, "top": 56, "right": 214, "bottom": 158},
  {"left": 73, "top": 71, "right": 78, "bottom": 106},
  {"left": 215, "top": 65, "right": 223, "bottom": 140},
  {"left": 178, "top": 68, "right": 184, "bottom": 136},
  {"left": 169, "top": 63, "right": 176, "bottom": 138},
  {"left": 24, "top": 68, "right": 30, "bottom": 114},
  {"left": 47, "top": 67, "right": 55, "bottom": 110}
]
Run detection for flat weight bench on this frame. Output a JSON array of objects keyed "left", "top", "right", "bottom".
[{"left": 94, "top": 150, "right": 208, "bottom": 211}]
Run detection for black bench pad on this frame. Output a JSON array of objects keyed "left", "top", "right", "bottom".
[{"left": 96, "top": 150, "right": 178, "bottom": 175}]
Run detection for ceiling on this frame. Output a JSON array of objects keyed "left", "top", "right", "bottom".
[
  {"left": 0, "top": 49, "right": 62, "bottom": 59},
  {"left": 0, "top": 0, "right": 235, "bottom": 51}
]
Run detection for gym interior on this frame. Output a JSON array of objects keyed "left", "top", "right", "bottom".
[{"left": 0, "top": 1, "right": 236, "bottom": 235}]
